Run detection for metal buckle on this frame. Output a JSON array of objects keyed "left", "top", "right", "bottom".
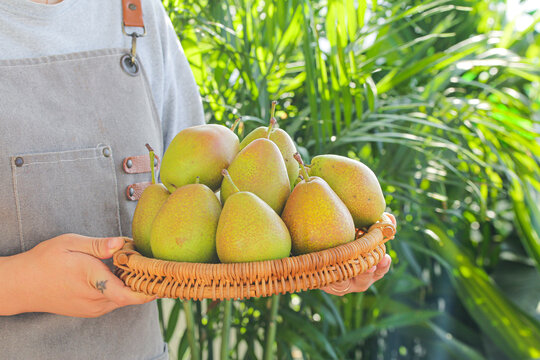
[{"left": 122, "top": 22, "right": 146, "bottom": 66}]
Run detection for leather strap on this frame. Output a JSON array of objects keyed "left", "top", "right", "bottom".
[
  {"left": 122, "top": 154, "right": 160, "bottom": 174},
  {"left": 126, "top": 181, "right": 152, "bottom": 201},
  {"left": 122, "top": 0, "right": 144, "bottom": 28}
]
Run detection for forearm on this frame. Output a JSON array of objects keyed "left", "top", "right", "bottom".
[{"left": 0, "top": 254, "right": 29, "bottom": 316}]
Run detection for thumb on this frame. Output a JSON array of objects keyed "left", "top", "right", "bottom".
[{"left": 63, "top": 234, "right": 126, "bottom": 259}]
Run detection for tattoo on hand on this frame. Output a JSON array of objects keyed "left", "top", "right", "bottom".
[{"left": 96, "top": 280, "right": 108, "bottom": 294}]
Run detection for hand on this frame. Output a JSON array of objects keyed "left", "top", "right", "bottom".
[
  {"left": 321, "top": 254, "right": 392, "bottom": 296},
  {"left": 321, "top": 213, "right": 396, "bottom": 296},
  {"left": 0, "top": 234, "right": 155, "bottom": 317}
]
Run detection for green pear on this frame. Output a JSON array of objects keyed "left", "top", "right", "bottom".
[
  {"left": 216, "top": 170, "right": 291, "bottom": 263},
  {"left": 309, "top": 155, "right": 386, "bottom": 227},
  {"left": 160, "top": 124, "right": 239, "bottom": 193},
  {"left": 281, "top": 154, "right": 355, "bottom": 255},
  {"left": 132, "top": 144, "right": 169, "bottom": 257},
  {"left": 240, "top": 102, "right": 299, "bottom": 189},
  {"left": 150, "top": 180, "right": 222, "bottom": 263},
  {"left": 220, "top": 138, "right": 290, "bottom": 214},
  {"left": 132, "top": 184, "right": 169, "bottom": 257}
]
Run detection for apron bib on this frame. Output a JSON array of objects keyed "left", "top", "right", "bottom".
[{"left": 0, "top": 48, "right": 167, "bottom": 359}]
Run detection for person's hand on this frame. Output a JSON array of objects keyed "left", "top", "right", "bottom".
[
  {"left": 1, "top": 234, "right": 155, "bottom": 317},
  {"left": 321, "top": 254, "right": 392, "bottom": 296},
  {"left": 321, "top": 213, "right": 396, "bottom": 296}
]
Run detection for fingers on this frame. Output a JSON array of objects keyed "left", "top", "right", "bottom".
[
  {"left": 373, "top": 254, "right": 392, "bottom": 279},
  {"left": 321, "top": 254, "right": 392, "bottom": 296},
  {"left": 386, "top": 213, "right": 397, "bottom": 226},
  {"left": 62, "top": 234, "right": 126, "bottom": 259},
  {"left": 319, "top": 279, "right": 352, "bottom": 297},
  {"left": 89, "top": 265, "right": 156, "bottom": 307}
]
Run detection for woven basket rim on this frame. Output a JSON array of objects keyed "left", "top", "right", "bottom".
[{"left": 113, "top": 212, "right": 396, "bottom": 300}]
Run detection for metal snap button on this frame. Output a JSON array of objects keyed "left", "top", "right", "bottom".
[
  {"left": 129, "top": 187, "right": 135, "bottom": 196},
  {"left": 126, "top": 159, "right": 133, "bottom": 168},
  {"left": 14, "top": 157, "right": 24, "bottom": 167},
  {"left": 128, "top": 3, "right": 137, "bottom": 10},
  {"left": 103, "top": 147, "right": 111, "bottom": 157}
]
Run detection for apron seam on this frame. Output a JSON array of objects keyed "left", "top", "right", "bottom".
[
  {"left": 10, "top": 160, "right": 25, "bottom": 252},
  {"left": 18, "top": 155, "right": 102, "bottom": 166},
  {"left": 107, "top": 152, "right": 123, "bottom": 237},
  {"left": 0, "top": 49, "right": 129, "bottom": 68}
]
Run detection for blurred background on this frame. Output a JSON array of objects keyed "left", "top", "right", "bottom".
[{"left": 158, "top": 0, "right": 540, "bottom": 358}]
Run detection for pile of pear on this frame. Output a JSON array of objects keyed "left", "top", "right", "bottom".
[{"left": 132, "top": 103, "right": 387, "bottom": 264}]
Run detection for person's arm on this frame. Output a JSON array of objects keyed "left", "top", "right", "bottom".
[{"left": 0, "top": 235, "right": 155, "bottom": 317}]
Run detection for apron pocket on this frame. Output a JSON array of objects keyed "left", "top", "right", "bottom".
[{"left": 11, "top": 144, "right": 122, "bottom": 251}]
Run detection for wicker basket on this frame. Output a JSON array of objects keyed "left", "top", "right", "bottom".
[{"left": 113, "top": 212, "right": 396, "bottom": 300}]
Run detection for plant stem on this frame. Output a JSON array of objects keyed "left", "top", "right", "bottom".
[
  {"left": 263, "top": 295, "right": 280, "bottom": 360},
  {"left": 183, "top": 300, "right": 200, "bottom": 360},
  {"left": 145, "top": 143, "right": 156, "bottom": 184},
  {"left": 294, "top": 153, "right": 310, "bottom": 182},
  {"left": 220, "top": 300, "right": 233, "bottom": 360}
]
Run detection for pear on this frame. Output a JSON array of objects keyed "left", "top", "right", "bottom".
[
  {"left": 240, "top": 101, "right": 299, "bottom": 189},
  {"left": 150, "top": 178, "right": 222, "bottom": 263},
  {"left": 220, "top": 138, "right": 290, "bottom": 214},
  {"left": 132, "top": 144, "right": 170, "bottom": 257},
  {"left": 160, "top": 124, "right": 239, "bottom": 193},
  {"left": 309, "top": 155, "right": 386, "bottom": 227},
  {"left": 281, "top": 154, "right": 355, "bottom": 255},
  {"left": 216, "top": 170, "right": 291, "bottom": 263}
]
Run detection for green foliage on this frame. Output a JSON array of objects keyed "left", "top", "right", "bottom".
[{"left": 159, "top": 0, "right": 540, "bottom": 358}]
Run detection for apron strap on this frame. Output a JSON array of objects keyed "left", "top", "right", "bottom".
[
  {"left": 122, "top": 0, "right": 144, "bottom": 28},
  {"left": 121, "top": 0, "right": 146, "bottom": 74}
]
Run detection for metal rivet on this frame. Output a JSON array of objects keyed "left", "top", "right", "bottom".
[
  {"left": 120, "top": 54, "right": 140, "bottom": 76},
  {"left": 128, "top": 3, "right": 137, "bottom": 10},
  {"left": 129, "top": 187, "right": 135, "bottom": 196},
  {"left": 127, "top": 159, "right": 133, "bottom": 168},
  {"left": 103, "top": 147, "right": 111, "bottom": 157},
  {"left": 14, "top": 157, "right": 24, "bottom": 167}
]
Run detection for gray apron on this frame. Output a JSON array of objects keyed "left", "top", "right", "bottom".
[{"left": 0, "top": 48, "right": 167, "bottom": 359}]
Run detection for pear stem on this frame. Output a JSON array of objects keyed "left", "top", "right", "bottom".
[
  {"left": 294, "top": 152, "right": 310, "bottom": 182},
  {"left": 267, "top": 117, "right": 277, "bottom": 139},
  {"left": 230, "top": 117, "right": 242, "bottom": 132},
  {"left": 145, "top": 143, "right": 156, "bottom": 185},
  {"left": 222, "top": 169, "right": 240, "bottom": 194},
  {"left": 266, "top": 101, "right": 277, "bottom": 138}
]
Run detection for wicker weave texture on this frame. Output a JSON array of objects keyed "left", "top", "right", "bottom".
[{"left": 113, "top": 213, "right": 396, "bottom": 300}]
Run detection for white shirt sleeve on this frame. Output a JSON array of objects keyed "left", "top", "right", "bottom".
[{"left": 142, "top": 0, "right": 206, "bottom": 150}]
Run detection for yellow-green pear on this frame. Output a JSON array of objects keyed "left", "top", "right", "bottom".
[
  {"left": 216, "top": 170, "right": 291, "bottom": 263},
  {"left": 240, "top": 101, "right": 299, "bottom": 189},
  {"left": 132, "top": 184, "right": 169, "bottom": 257},
  {"left": 281, "top": 154, "right": 355, "bottom": 255},
  {"left": 309, "top": 155, "right": 386, "bottom": 227},
  {"left": 150, "top": 179, "right": 222, "bottom": 263},
  {"left": 160, "top": 124, "right": 239, "bottom": 192},
  {"left": 220, "top": 138, "right": 290, "bottom": 214},
  {"left": 132, "top": 144, "right": 169, "bottom": 257}
]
